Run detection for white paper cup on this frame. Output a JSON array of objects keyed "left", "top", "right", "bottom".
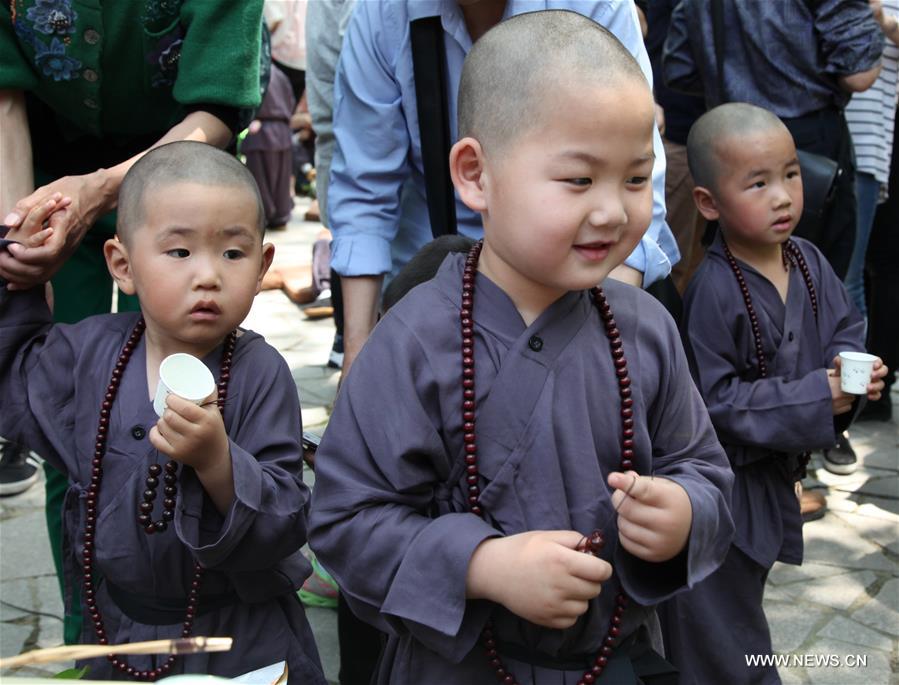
[
  {"left": 838, "top": 351, "right": 877, "bottom": 395},
  {"left": 153, "top": 353, "right": 216, "bottom": 417}
]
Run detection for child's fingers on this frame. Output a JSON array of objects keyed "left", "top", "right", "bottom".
[
  {"left": 22, "top": 227, "right": 54, "bottom": 248},
  {"left": 20, "top": 195, "right": 62, "bottom": 235},
  {"left": 161, "top": 406, "right": 195, "bottom": 435},
  {"left": 563, "top": 547, "right": 612, "bottom": 584},
  {"left": 164, "top": 393, "right": 210, "bottom": 422},
  {"left": 608, "top": 471, "right": 652, "bottom": 507},
  {"left": 617, "top": 527, "right": 654, "bottom": 560},
  {"left": 616, "top": 515, "right": 660, "bottom": 552},
  {"left": 148, "top": 425, "right": 176, "bottom": 457}
]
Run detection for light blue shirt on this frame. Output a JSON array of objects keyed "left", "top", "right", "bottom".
[{"left": 328, "top": 0, "right": 678, "bottom": 286}]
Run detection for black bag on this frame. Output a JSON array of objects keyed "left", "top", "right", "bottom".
[{"left": 710, "top": 0, "right": 841, "bottom": 244}]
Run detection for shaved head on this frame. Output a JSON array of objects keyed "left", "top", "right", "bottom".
[
  {"left": 117, "top": 141, "right": 265, "bottom": 242},
  {"left": 458, "top": 10, "right": 649, "bottom": 155},
  {"left": 687, "top": 103, "right": 792, "bottom": 190}
]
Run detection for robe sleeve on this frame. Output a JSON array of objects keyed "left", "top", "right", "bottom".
[
  {"left": 685, "top": 274, "right": 835, "bottom": 461},
  {"left": 0, "top": 283, "right": 75, "bottom": 475},
  {"left": 614, "top": 300, "right": 734, "bottom": 601},
  {"left": 308, "top": 315, "right": 501, "bottom": 663},
  {"left": 174, "top": 339, "right": 311, "bottom": 575}
]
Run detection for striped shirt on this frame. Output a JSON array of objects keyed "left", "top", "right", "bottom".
[{"left": 846, "top": 0, "right": 899, "bottom": 196}]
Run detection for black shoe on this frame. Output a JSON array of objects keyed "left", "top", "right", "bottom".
[
  {"left": 327, "top": 334, "right": 344, "bottom": 370},
  {"left": 822, "top": 432, "right": 858, "bottom": 475},
  {"left": 0, "top": 441, "right": 38, "bottom": 496}
]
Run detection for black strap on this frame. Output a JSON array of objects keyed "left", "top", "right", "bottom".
[
  {"left": 410, "top": 16, "right": 457, "bottom": 238},
  {"left": 710, "top": 0, "right": 726, "bottom": 104}
]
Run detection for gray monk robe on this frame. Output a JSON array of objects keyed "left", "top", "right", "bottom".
[
  {"left": 660, "top": 235, "right": 866, "bottom": 685},
  {"left": 309, "top": 254, "right": 734, "bottom": 684},
  {"left": 0, "top": 284, "right": 325, "bottom": 682}
]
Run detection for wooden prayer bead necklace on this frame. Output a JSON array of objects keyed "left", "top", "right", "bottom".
[
  {"left": 721, "top": 238, "right": 818, "bottom": 476},
  {"left": 84, "top": 319, "right": 236, "bottom": 681},
  {"left": 137, "top": 331, "right": 236, "bottom": 535},
  {"left": 462, "top": 241, "right": 631, "bottom": 685}
]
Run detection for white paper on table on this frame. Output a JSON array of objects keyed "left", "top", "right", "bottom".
[{"left": 232, "top": 662, "right": 287, "bottom": 684}]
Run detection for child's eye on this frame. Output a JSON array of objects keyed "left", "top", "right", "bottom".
[
  {"left": 787, "top": 170, "right": 800, "bottom": 179},
  {"left": 626, "top": 176, "right": 649, "bottom": 187},
  {"left": 166, "top": 248, "right": 189, "bottom": 258},
  {"left": 224, "top": 249, "right": 245, "bottom": 260},
  {"left": 565, "top": 177, "right": 592, "bottom": 187},
  {"left": 751, "top": 180, "right": 766, "bottom": 189}
]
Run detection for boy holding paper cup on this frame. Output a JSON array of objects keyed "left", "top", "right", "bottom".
[
  {"left": 0, "top": 142, "right": 325, "bottom": 681},
  {"left": 661, "top": 103, "right": 888, "bottom": 684}
]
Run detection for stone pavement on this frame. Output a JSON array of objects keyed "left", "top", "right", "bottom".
[{"left": 1, "top": 198, "right": 897, "bottom": 682}]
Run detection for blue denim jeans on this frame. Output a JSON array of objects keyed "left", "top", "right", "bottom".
[{"left": 844, "top": 172, "right": 880, "bottom": 317}]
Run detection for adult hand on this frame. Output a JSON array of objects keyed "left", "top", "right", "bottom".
[
  {"left": 466, "top": 530, "right": 612, "bottom": 629},
  {"left": 608, "top": 471, "right": 692, "bottom": 563},
  {"left": 0, "top": 171, "right": 114, "bottom": 288}
]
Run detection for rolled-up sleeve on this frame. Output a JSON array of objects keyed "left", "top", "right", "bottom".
[
  {"left": 601, "top": 0, "right": 677, "bottom": 284},
  {"left": 815, "top": 0, "right": 884, "bottom": 76},
  {"left": 328, "top": 0, "right": 411, "bottom": 277}
]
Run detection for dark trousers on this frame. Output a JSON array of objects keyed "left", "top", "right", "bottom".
[
  {"left": 782, "top": 108, "right": 857, "bottom": 280},
  {"left": 865, "top": 107, "right": 899, "bottom": 392},
  {"left": 659, "top": 545, "right": 780, "bottom": 685},
  {"left": 337, "top": 593, "right": 383, "bottom": 685}
]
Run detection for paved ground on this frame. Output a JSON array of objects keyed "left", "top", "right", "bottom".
[{"left": 1, "top": 198, "right": 896, "bottom": 682}]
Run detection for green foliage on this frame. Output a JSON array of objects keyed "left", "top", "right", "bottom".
[{"left": 53, "top": 666, "right": 89, "bottom": 679}]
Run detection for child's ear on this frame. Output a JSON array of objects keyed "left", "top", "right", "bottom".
[
  {"left": 450, "top": 137, "right": 487, "bottom": 213},
  {"left": 103, "top": 236, "right": 136, "bottom": 295},
  {"left": 693, "top": 186, "right": 720, "bottom": 222},
  {"left": 255, "top": 242, "right": 276, "bottom": 294}
]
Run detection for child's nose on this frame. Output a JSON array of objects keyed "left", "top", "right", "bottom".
[
  {"left": 193, "top": 257, "right": 222, "bottom": 288},
  {"left": 587, "top": 191, "right": 627, "bottom": 229}
]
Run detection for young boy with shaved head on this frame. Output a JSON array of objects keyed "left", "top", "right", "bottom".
[
  {"left": 309, "top": 12, "right": 734, "bottom": 684},
  {"left": 661, "top": 103, "right": 887, "bottom": 684},
  {"left": 0, "top": 141, "right": 325, "bottom": 681}
]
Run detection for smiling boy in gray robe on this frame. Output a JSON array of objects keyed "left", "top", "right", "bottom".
[{"left": 308, "top": 12, "right": 734, "bottom": 684}]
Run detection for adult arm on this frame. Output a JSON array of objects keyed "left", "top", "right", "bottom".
[
  {"left": 661, "top": 0, "right": 706, "bottom": 96},
  {"left": 602, "top": 1, "right": 678, "bottom": 286},
  {"left": 327, "top": 1, "right": 414, "bottom": 375},
  {"left": 872, "top": 0, "right": 899, "bottom": 45},
  {"left": 817, "top": 0, "right": 884, "bottom": 92},
  {"left": 0, "top": 91, "right": 33, "bottom": 218}
]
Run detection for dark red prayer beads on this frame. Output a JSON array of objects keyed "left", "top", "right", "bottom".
[
  {"left": 461, "top": 241, "right": 634, "bottom": 685},
  {"left": 721, "top": 239, "right": 817, "bottom": 476},
  {"left": 137, "top": 332, "right": 236, "bottom": 537},
  {"left": 86, "top": 320, "right": 236, "bottom": 680}
]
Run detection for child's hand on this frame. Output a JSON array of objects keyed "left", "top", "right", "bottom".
[
  {"left": 832, "top": 354, "right": 889, "bottom": 403},
  {"left": 827, "top": 369, "right": 855, "bottom": 415},
  {"left": 608, "top": 471, "right": 692, "bottom": 563},
  {"left": 4, "top": 192, "right": 67, "bottom": 246},
  {"left": 3, "top": 193, "right": 71, "bottom": 289},
  {"left": 466, "top": 530, "right": 612, "bottom": 629},
  {"left": 149, "top": 392, "right": 229, "bottom": 472}
]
